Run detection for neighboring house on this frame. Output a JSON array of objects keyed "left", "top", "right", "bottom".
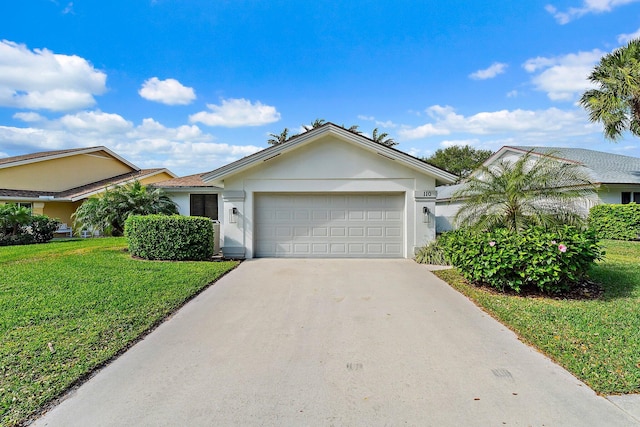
[
  {"left": 156, "top": 123, "right": 457, "bottom": 258},
  {"left": 0, "top": 146, "right": 176, "bottom": 228},
  {"left": 436, "top": 145, "right": 640, "bottom": 232}
]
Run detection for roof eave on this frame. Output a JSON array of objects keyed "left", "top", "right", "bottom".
[
  {"left": 0, "top": 146, "right": 141, "bottom": 171},
  {"left": 202, "top": 124, "right": 458, "bottom": 185}
]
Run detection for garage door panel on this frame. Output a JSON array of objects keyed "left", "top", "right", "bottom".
[
  {"left": 312, "top": 227, "right": 328, "bottom": 237},
  {"left": 386, "top": 227, "right": 402, "bottom": 237},
  {"left": 294, "top": 226, "right": 310, "bottom": 237},
  {"left": 349, "top": 227, "right": 365, "bottom": 237},
  {"left": 312, "top": 243, "right": 329, "bottom": 254},
  {"left": 293, "top": 243, "right": 310, "bottom": 254},
  {"left": 255, "top": 193, "right": 404, "bottom": 258},
  {"left": 330, "top": 227, "right": 346, "bottom": 237}
]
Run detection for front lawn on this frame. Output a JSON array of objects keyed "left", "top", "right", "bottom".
[
  {"left": 0, "top": 238, "right": 239, "bottom": 427},
  {"left": 435, "top": 239, "right": 640, "bottom": 395}
]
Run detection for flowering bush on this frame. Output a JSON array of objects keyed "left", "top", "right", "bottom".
[{"left": 440, "top": 226, "right": 603, "bottom": 293}]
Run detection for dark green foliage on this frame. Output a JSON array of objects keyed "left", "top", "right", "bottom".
[
  {"left": 125, "top": 215, "right": 214, "bottom": 261},
  {"left": 0, "top": 233, "right": 34, "bottom": 246},
  {"left": 424, "top": 145, "right": 492, "bottom": 179},
  {"left": 414, "top": 239, "right": 450, "bottom": 265},
  {"left": 580, "top": 39, "right": 640, "bottom": 141},
  {"left": 0, "top": 204, "right": 59, "bottom": 246},
  {"left": 0, "top": 203, "right": 31, "bottom": 236},
  {"left": 29, "top": 215, "right": 61, "bottom": 243},
  {"left": 589, "top": 203, "right": 640, "bottom": 240},
  {"left": 440, "top": 226, "right": 603, "bottom": 293}
]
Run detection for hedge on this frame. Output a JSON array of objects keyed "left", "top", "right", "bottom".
[
  {"left": 588, "top": 203, "right": 640, "bottom": 240},
  {"left": 440, "top": 226, "right": 603, "bottom": 293},
  {"left": 125, "top": 215, "right": 214, "bottom": 261}
]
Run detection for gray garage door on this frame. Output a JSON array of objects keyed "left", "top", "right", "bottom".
[{"left": 254, "top": 193, "right": 404, "bottom": 258}]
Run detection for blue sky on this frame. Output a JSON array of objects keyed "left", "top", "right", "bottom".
[{"left": 2, "top": 0, "right": 640, "bottom": 176}]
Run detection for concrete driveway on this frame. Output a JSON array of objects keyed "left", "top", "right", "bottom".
[{"left": 33, "top": 259, "right": 638, "bottom": 426}]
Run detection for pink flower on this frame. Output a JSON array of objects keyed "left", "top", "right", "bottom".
[
  {"left": 551, "top": 240, "right": 557, "bottom": 245},
  {"left": 558, "top": 244, "right": 567, "bottom": 253},
  {"left": 489, "top": 241, "right": 496, "bottom": 247}
]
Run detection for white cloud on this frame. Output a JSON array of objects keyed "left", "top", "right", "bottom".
[
  {"left": 62, "top": 2, "right": 74, "bottom": 14},
  {"left": 139, "top": 77, "right": 196, "bottom": 105},
  {"left": 506, "top": 90, "right": 519, "bottom": 98},
  {"left": 439, "top": 139, "right": 482, "bottom": 148},
  {"left": 356, "top": 114, "right": 398, "bottom": 128},
  {"left": 189, "top": 98, "right": 281, "bottom": 127},
  {"left": 13, "top": 112, "right": 45, "bottom": 122},
  {"left": 60, "top": 110, "right": 133, "bottom": 133},
  {"left": 0, "top": 40, "right": 107, "bottom": 111},
  {"left": 523, "top": 50, "right": 603, "bottom": 101},
  {"left": 399, "top": 105, "right": 596, "bottom": 142},
  {"left": 618, "top": 27, "right": 640, "bottom": 43},
  {"left": 0, "top": 111, "right": 263, "bottom": 175},
  {"left": 546, "top": 0, "right": 640, "bottom": 24},
  {"left": 469, "top": 62, "right": 508, "bottom": 80},
  {"left": 399, "top": 123, "right": 451, "bottom": 139}
]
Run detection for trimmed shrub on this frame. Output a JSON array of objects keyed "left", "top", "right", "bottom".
[
  {"left": 29, "top": 215, "right": 61, "bottom": 243},
  {"left": 414, "top": 239, "right": 450, "bottom": 265},
  {"left": 0, "top": 233, "right": 34, "bottom": 246},
  {"left": 125, "top": 215, "right": 214, "bottom": 261},
  {"left": 589, "top": 203, "right": 640, "bottom": 240},
  {"left": 440, "top": 226, "right": 602, "bottom": 293}
]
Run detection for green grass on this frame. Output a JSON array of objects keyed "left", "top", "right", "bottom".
[
  {"left": 0, "top": 238, "right": 239, "bottom": 427},
  {"left": 435, "top": 239, "right": 640, "bottom": 395}
]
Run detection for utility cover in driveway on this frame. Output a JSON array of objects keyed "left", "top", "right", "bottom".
[{"left": 254, "top": 193, "right": 404, "bottom": 257}]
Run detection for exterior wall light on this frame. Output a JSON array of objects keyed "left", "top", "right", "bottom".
[{"left": 423, "top": 206, "right": 431, "bottom": 224}]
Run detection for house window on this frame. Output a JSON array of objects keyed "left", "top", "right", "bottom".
[
  {"left": 622, "top": 192, "right": 631, "bottom": 204},
  {"left": 635, "top": 192, "right": 640, "bottom": 204},
  {"left": 190, "top": 194, "right": 218, "bottom": 220},
  {"left": 17, "top": 202, "right": 32, "bottom": 212}
]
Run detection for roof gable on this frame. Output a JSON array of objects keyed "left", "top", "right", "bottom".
[
  {"left": 202, "top": 123, "right": 457, "bottom": 185},
  {"left": 0, "top": 146, "right": 139, "bottom": 171},
  {"left": 485, "top": 146, "right": 640, "bottom": 185}
]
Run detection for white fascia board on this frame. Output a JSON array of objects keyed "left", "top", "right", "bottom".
[
  {"left": 0, "top": 146, "right": 141, "bottom": 172},
  {"left": 68, "top": 169, "right": 176, "bottom": 202}
]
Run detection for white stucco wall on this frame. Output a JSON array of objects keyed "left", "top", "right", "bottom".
[{"left": 219, "top": 135, "right": 441, "bottom": 259}]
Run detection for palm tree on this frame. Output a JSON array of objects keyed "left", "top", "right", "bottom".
[
  {"left": 371, "top": 128, "right": 397, "bottom": 147},
  {"left": 267, "top": 128, "right": 290, "bottom": 145},
  {"left": 0, "top": 204, "right": 31, "bottom": 236},
  {"left": 73, "top": 181, "right": 178, "bottom": 236},
  {"left": 452, "top": 151, "right": 597, "bottom": 232},
  {"left": 580, "top": 39, "right": 640, "bottom": 141},
  {"left": 341, "top": 124, "right": 362, "bottom": 135},
  {"left": 303, "top": 118, "right": 326, "bottom": 131}
]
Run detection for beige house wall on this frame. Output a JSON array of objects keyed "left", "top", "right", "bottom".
[
  {"left": 43, "top": 202, "right": 83, "bottom": 226},
  {"left": 0, "top": 151, "right": 134, "bottom": 192},
  {"left": 138, "top": 172, "right": 175, "bottom": 185}
]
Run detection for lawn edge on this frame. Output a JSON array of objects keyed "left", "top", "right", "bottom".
[
  {"left": 431, "top": 267, "right": 612, "bottom": 396},
  {"left": 22, "top": 260, "right": 242, "bottom": 427}
]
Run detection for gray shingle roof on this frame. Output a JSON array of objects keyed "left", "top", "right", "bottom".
[
  {"left": 436, "top": 146, "right": 640, "bottom": 201},
  {"left": 509, "top": 146, "right": 640, "bottom": 185}
]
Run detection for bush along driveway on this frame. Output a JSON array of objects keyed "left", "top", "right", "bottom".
[{"left": 0, "top": 237, "right": 239, "bottom": 427}]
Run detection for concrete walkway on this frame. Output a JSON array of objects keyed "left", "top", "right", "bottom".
[{"left": 33, "top": 259, "right": 639, "bottom": 426}]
